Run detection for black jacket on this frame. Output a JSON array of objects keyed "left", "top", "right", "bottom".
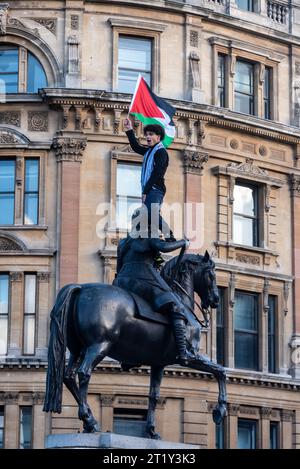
[{"left": 126, "top": 129, "right": 168, "bottom": 195}]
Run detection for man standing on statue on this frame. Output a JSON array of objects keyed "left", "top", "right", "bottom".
[{"left": 124, "top": 117, "right": 176, "bottom": 242}]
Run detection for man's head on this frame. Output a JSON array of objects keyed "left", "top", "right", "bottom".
[{"left": 143, "top": 124, "right": 165, "bottom": 147}]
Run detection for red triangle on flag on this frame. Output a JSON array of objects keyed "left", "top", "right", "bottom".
[{"left": 130, "top": 76, "right": 164, "bottom": 119}]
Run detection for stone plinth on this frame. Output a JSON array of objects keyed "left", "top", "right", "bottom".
[{"left": 45, "top": 432, "right": 200, "bottom": 449}]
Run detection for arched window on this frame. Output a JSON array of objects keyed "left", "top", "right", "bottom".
[{"left": 0, "top": 45, "right": 47, "bottom": 93}]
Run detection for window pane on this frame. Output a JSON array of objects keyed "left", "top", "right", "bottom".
[
  {"left": 233, "top": 215, "right": 254, "bottom": 246},
  {"left": 0, "top": 195, "right": 14, "bottom": 225},
  {"left": 0, "top": 317, "right": 8, "bottom": 355},
  {"left": 235, "top": 331, "right": 258, "bottom": 369},
  {"left": 238, "top": 419, "right": 256, "bottom": 449},
  {"left": 233, "top": 185, "right": 255, "bottom": 216},
  {"left": 20, "top": 408, "right": 32, "bottom": 449},
  {"left": 268, "top": 296, "right": 276, "bottom": 373},
  {"left": 113, "top": 409, "right": 147, "bottom": 438},
  {"left": 27, "top": 53, "right": 47, "bottom": 93},
  {"left": 25, "top": 275, "right": 36, "bottom": 315},
  {"left": 0, "top": 407, "right": 4, "bottom": 448},
  {"left": 235, "top": 93, "right": 254, "bottom": 114},
  {"left": 0, "top": 160, "right": 15, "bottom": 192},
  {"left": 236, "top": 0, "right": 254, "bottom": 12},
  {"left": 218, "top": 55, "right": 225, "bottom": 107},
  {"left": 0, "top": 275, "right": 9, "bottom": 315},
  {"left": 234, "top": 292, "right": 257, "bottom": 330},
  {"left": 117, "top": 164, "right": 141, "bottom": 197},
  {"left": 23, "top": 316, "right": 35, "bottom": 355},
  {"left": 235, "top": 62, "right": 254, "bottom": 94},
  {"left": 216, "top": 288, "right": 225, "bottom": 365},
  {"left": 0, "top": 48, "right": 19, "bottom": 93},
  {"left": 119, "top": 37, "right": 151, "bottom": 71},
  {"left": 270, "top": 422, "right": 279, "bottom": 449},
  {"left": 24, "top": 194, "right": 38, "bottom": 225},
  {"left": 116, "top": 197, "right": 141, "bottom": 230},
  {"left": 25, "top": 160, "right": 39, "bottom": 192},
  {"left": 118, "top": 69, "right": 151, "bottom": 94}
]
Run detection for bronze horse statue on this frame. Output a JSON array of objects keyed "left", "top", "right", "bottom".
[{"left": 43, "top": 251, "right": 227, "bottom": 438}]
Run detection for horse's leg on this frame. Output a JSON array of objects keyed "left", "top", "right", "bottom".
[
  {"left": 77, "top": 341, "right": 111, "bottom": 433},
  {"left": 187, "top": 355, "right": 227, "bottom": 425},
  {"left": 63, "top": 352, "right": 81, "bottom": 405},
  {"left": 146, "top": 366, "right": 164, "bottom": 440}
]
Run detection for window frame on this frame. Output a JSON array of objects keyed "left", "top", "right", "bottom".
[
  {"left": 234, "top": 290, "right": 259, "bottom": 371},
  {"left": 0, "top": 150, "right": 47, "bottom": 229},
  {"left": 216, "top": 287, "right": 226, "bottom": 366},
  {"left": 113, "top": 408, "right": 147, "bottom": 438},
  {"left": 270, "top": 421, "right": 279, "bottom": 449},
  {"left": 0, "top": 45, "right": 47, "bottom": 94},
  {"left": 23, "top": 158, "right": 40, "bottom": 226},
  {"left": 0, "top": 273, "right": 10, "bottom": 356},
  {"left": 237, "top": 418, "right": 258, "bottom": 449},
  {"left": 116, "top": 161, "right": 142, "bottom": 230},
  {"left": 233, "top": 181, "right": 259, "bottom": 247},
  {"left": 19, "top": 406, "right": 33, "bottom": 449},
  {"left": 22, "top": 273, "right": 37, "bottom": 356},
  {"left": 109, "top": 18, "right": 167, "bottom": 94},
  {"left": 267, "top": 295, "right": 277, "bottom": 374},
  {"left": 0, "top": 406, "right": 4, "bottom": 449},
  {"left": 0, "top": 158, "right": 16, "bottom": 225},
  {"left": 234, "top": 59, "right": 255, "bottom": 116}
]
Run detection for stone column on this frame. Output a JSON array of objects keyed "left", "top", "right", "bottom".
[
  {"left": 227, "top": 404, "right": 239, "bottom": 449},
  {"left": 260, "top": 407, "right": 272, "bottom": 449},
  {"left": 182, "top": 147, "right": 208, "bottom": 252},
  {"left": 8, "top": 272, "right": 23, "bottom": 357},
  {"left": 228, "top": 273, "right": 236, "bottom": 368},
  {"left": 99, "top": 395, "right": 114, "bottom": 432},
  {"left": 293, "top": 409, "right": 300, "bottom": 449},
  {"left": 4, "top": 393, "right": 19, "bottom": 449},
  {"left": 52, "top": 132, "right": 87, "bottom": 287},
  {"left": 36, "top": 272, "right": 50, "bottom": 359},
  {"left": 281, "top": 409, "right": 293, "bottom": 449},
  {"left": 32, "top": 393, "right": 46, "bottom": 449},
  {"left": 289, "top": 176, "right": 300, "bottom": 378}
]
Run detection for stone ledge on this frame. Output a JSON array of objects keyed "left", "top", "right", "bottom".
[{"left": 45, "top": 432, "right": 200, "bottom": 449}]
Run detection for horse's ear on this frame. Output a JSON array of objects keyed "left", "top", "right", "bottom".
[{"left": 203, "top": 250, "right": 210, "bottom": 262}]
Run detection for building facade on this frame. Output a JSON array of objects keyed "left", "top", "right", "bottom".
[{"left": 0, "top": 0, "right": 300, "bottom": 449}]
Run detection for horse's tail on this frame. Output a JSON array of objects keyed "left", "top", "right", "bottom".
[{"left": 43, "top": 284, "right": 81, "bottom": 413}]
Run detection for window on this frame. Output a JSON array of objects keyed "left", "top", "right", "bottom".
[
  {"left": 0, "top": 407, "right": 4, "bottom": 448},
  {"left": 116, "top": 163, "right": 141, "bottom": 229},
  {"left": 238, "top": 419, "right": 257, "bottom": 449},
  {"left": 0, "top": 274, "right": 9, "bottom": 356},
  {"left": 0, "top": 160, "right": 15, "bottom": 225},
  {"left": 236, "top": 0, "right": 255, "bottom": 12},
  {"left": 270, "top": 421, "right": 279, "bottom": 449},
  {"left": 23, "top": 275, "right": 37, "bottom": 355},
  {"left": 0, "top": 157, "right": 40, "bottom": 227},
  {"left": 19, "top": 407, "right": 32, "bottom": 449},
  {"left": 118, "top": 36, "right": 152, "bottom": 93},
  {"left": 216, "top": 287, "right": 225, "bottom": 366},
  {"left": 218, "top": 54, "right": 226, "bottom": 107},
  {"left": 24, "top": 159, "right": 39, "bottom": 225},
  {"left": 233, "top": 183, "right": 258, "bottom": 247},
  {"left": 0, "top": 46, "right": 47, "bottom": 93},
  {"left": 234, "top": 292, "right": 259, "bottom": 370},
  {"left": 268, "top": 295, "right": 277, "bottom": 373},
  {"left": 234, "top": 60, "right": 255, "bottom": 115},
  {"left": 264, "top": 67, "right": 272, "bottom": 120},
  {"left": 113, "top": 409, "right": 147, "bottom": 438}
]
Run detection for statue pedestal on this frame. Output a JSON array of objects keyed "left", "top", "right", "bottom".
[{"left": 45, "top": 432, "right": 200, "bottom": 449}]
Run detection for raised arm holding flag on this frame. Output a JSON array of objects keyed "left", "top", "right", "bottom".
[{"left": 124, "top": 75, "right": 176, "bottom": 242}]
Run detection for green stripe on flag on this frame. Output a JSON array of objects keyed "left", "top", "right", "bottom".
[{"left": 132, "top": 113, "right": 175, "bottom": 148}]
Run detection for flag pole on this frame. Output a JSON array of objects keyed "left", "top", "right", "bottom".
[{"left": 128, "top": 74, "right": 142, "bottom": 115}]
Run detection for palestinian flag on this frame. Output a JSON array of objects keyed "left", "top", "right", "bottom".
[{"left": 129, "top": 75, "right": 176, "bottom": 148}]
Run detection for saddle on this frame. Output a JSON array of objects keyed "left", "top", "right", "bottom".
[{"left": 129, "top": 291, "right": 170, "bottom": 326}]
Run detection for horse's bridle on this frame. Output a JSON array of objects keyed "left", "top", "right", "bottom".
[{"left": 172, "top": 278, "right": 211, "bottom": 328}]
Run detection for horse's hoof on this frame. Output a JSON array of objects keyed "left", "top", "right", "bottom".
[
  {"left": 146, "top": 426, "right": 161, "bottom": 440},
  {"left": 83, "top": 420, "right": 100, "bottom": 433},
  {"left": 212, "top": 404, "right": 227, "bottom": 425}
]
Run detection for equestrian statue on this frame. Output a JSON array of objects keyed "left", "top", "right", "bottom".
[{"left": 43, "top": 218, "right": 227, "bottom": 439}]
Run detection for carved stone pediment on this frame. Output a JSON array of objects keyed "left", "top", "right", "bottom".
[
  {"left": 0, "top": 235, "right": 26, "bottom": 252},
  {"left": 0, "top": 128, "right": 29, "bottom": 144},
  {"left": 227, "top": 158, "right": 268, "bottom": 177}
]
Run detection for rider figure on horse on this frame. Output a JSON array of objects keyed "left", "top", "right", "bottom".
[{"left": 113, "top": 211, "right": 197, "bottom": 365}]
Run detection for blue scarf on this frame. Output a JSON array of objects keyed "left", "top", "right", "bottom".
[{"left": 141, "top": 142, "right": 164, "bottom": 192}]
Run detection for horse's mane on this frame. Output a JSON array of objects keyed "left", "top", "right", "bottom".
[{"left": 161, "top": 253, "right": 204, "bottom": 286}]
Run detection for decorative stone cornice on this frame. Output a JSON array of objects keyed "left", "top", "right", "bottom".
[
  {"left": 212, "top": 158, "right": 283, "bottom": 187},
  {"left": 236, "top": 253, "right": 260, "bottom": 265},
  {"left": 52, "top": 133, "right": 87, "bottom": 163},
  {"left": 3, "top": 392, "right": 19, "bottom": 404},
  {"left": 183, "top": 148, "right": 209, "bottom": 175},
  {"left": 290, "top": 174, "right": 300, "bottom": 197},
  {"left": 0, "top": 3, "right": 8, "bottom": 34}
]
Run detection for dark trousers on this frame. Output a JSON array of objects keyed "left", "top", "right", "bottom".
[{"left": 144, "top": 187, "right": 172, "bottom": 238}]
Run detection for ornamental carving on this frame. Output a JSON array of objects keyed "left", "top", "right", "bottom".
[
  {"left": 71, "top": 15, "right": 79, "bottom": 30},
  {"left": 228, "top": 403, "right": 240, "bottom": 416},
  {"left": 117, "top": 398, "right": 148, "bottom": 407},
  {"left": 0, "top": 111, "right": 21, "bottom": 127},
  {"left": 7, "top": 16, "right": 40, "bottom": 36},
  {"left": 260, "top": 407, "right": 273, "bottom": 419},
  {"left": 28, "top": 112, "right": 48, "bottom": 132},
  {"left": 259, "top": 145, "right": 268, "bottom": 156},
  {"left": 281, "top": 409, "right": 293, "bottom": 422},
  {"left": 32, "top": 392, "right": 45, "bottom": 404},
  {"left": 99, "top": 395, "right": 115, "bottom": 407},
  {"left": 52, "top": 136, "right": 87, "bottom": 162},
  {"left": 0, "top": 131, "right": 19, "bottom": 144},
  {"left": 10, "top": 272, "right": 23, "bottom": 281},
  {"left": 4, "top": 392, "right": 19, "bottom": 403},
  {"left": 227, "top": 158, "right": 268, "bottom": 177},
  {"left": 230, "top": 139, "right": 239, "bottom": 150},
  {"left": 0, "top": 3, "right": 8, "bottom": 34},
  {"left": 236, "top": 254, "right": 260, "bottom": 265},
  {"left": 190, "top": 30, "right": 199, "bottom": 47},
  {"left": 37, "top": 272, "right": 50, "bottom": 282},
  {"left": 0, "top": 237, "right": 22, "bottom": 252},
  {"left": 30, "top": 18, "right": 57, "bottom": 35},
  {"left": 183, "top": 149, "right": 209, "bottom": 175},
  {"left": 290, "top": 174, "right": 300, "bottom": 197}
]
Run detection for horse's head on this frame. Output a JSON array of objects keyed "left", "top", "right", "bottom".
[{"left": 193, "top": 250, "right": 219, "bottom": 310}]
